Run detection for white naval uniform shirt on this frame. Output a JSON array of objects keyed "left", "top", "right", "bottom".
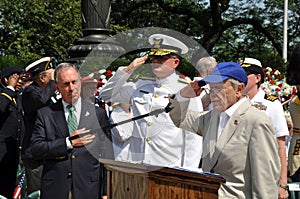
[
  {"left": 100, "top": 68, "right": 189, "bottom": 167},
  {"left": 110, "top": 105, "right": 133, "bottom": 162},
  {"left": 251, "top": 89, "right": 289, "bottom": 138}
]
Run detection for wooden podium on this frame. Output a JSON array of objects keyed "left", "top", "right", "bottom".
[{"left": 100, "top": 159, "right": 225, "bottom": 199}]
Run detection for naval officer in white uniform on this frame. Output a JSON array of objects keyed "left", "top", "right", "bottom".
[{"left": 100, "top": 34, "right": 202, "bottom": 167}]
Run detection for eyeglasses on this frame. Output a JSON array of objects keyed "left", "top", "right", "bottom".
[{"left": 208, "top": 87, "right": 225, "bottom": 95}]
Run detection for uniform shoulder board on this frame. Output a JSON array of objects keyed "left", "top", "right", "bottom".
[
  {"left": 127, "top": 74, "right": 140, "bottom": 82},
  {"left": 178, "top": 76, "right": 192, "bottom": 84},
  {"left": 138, "top": 76, "right": 156, "bottom": 81},
  {"left": 128, "top": 74, "right": 156, "bottom": 82},
  {"left": 264, "top": 94, "right": 279, "bottom": 102}
]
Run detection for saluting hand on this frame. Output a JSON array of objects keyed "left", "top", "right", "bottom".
[
  {"left": 180, "top": 81, "right": 204, "bottom": 98},
  {"left": 123, "top": 54, "right": 149, "bottom": 73},
  {"left": 6, "top": 73, "right": 20, "bottom": 88}
]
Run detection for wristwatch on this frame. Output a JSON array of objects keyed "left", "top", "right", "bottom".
[{"left": 279, "top": 184, "right": 289, "bottom": 190}]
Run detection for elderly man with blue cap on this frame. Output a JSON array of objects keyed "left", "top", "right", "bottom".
[
  {"left": 100, "top": 34, "right": 202, "bottom": 168},
  {"left": 168, "top": 62, "right": 280, "bottom": 198}
]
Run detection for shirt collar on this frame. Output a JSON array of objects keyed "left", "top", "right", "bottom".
[
  {"left": 224, "top": 96, "right": 247, "bottom": 117},
  {"left": 251, "top": 89, "right": 265, "bottom": 104},
  {"left": 62, "top": 97, "right": 81, "bottom": 112},
  {"left": 155, "top": 72, "right": 178, "bottom": 85}
]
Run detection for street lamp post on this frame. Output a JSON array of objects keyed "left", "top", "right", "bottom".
[
  {"left": 67, "top": 0, "right": 125, "bottom": 64},
  {"left": 283, "top": 0, "right": 288, "bottom": 63}
]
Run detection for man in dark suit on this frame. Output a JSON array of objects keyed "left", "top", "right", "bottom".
[
  {"left": 21, "top": 57, "right": 57, "bottom": 194},
  {"left": 31, "top": 63, "right": 112, "bottom": 199},
  {"left": 0, "top": 66, "right": 24, "bottom": 198}
]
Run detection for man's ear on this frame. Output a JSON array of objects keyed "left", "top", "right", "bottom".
[
  {"left": 237, "top": 83, "right": 245, "bottom": 96},
  {"left": 55, "top": 82, "right": 59, "bottom": 91},
  {"left": 39, "top": 74, "right": 45, "bottom": 83},
  {"left": 172, "top": 58, "right": 180, "bottom": 69},
  {"left": 256, "top": 74, "right": 262, "bottom": 83}
]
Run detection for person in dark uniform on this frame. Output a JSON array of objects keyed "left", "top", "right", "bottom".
[
  {"left": 287, "top": 44, "right": 300, "bottom": 190},
  {"left": 21, "top": 57, "right": 57, "bottom": 195},
  {"left": 0, "top": 66, "right": 24, "bottom": 198}
]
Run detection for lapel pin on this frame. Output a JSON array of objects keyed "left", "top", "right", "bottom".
[
  {"left": 234, "top": 120, "right": 238, "bottom": 125},
  {"left": 85, "top": 111, "right": 90, "bottom": 117}
]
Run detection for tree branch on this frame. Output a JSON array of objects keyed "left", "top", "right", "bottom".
[{"left": 223, "top": 18, "right": 283, "bottom": 56}]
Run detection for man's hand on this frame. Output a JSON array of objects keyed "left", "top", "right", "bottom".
[
  {"left": 70, "top": 128, "right": 96, "bottom": 147},
  {"left": 278, "top": 186, "right": 289, "bottom": 199},
  {"left": 5, "top": 73, "right": 20, "bottom": 88},
  {"left": 180, "top": 81, "right": 204, "bottom": 98},
  {"left": 123, "top": 54, "right": 149, "bottom": 73}
]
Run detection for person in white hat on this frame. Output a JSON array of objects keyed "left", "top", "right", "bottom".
[
  {"left": 100, "top": 34, "right": 202, "bottom": 168},
  {"left": 21, "top": 57, "right": 57, "bottom": 195},
  {"left": 240, "top": 57, "right": 289, "bottom": 199}
]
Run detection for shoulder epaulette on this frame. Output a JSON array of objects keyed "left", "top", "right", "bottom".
[
  {"left": 0, "top": 92, "right": 16, "bottom": 104},
  {"left": 178, "top": 76, "right": 192, "bottom": 84},
  {"left": 264, "top": 94, "right": 279, "bottom": 102},
  {"left": 138, "top": 76, "right": 156, "bottom": 81},
  {"left": 127, "top": 74, "right": 156, "bottom": 82},
  {"left": 127, "top": 74, "right": 140, "bottom": 82}
]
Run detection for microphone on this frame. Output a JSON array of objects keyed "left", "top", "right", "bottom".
[{"left": 197, "top": 80, "right": 206, "bottom": 87}]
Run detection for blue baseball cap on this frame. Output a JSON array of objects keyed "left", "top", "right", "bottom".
[{"left": 198, "top": 62, "right": 248, "bottom": 86}]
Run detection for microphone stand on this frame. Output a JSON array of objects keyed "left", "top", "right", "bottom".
[{"left": 69, "top": 105, "right": 173, "bottom": 141}]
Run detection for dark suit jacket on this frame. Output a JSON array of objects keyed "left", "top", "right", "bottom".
[
  {"left": 0, "top": 87, "right": 23, "bottom": 163},
  {"left": 22, "top": 81, "right": 56, "bottom": 159},
  {"left": 31, "top": 98, "right": 113, "bottom": 199}
]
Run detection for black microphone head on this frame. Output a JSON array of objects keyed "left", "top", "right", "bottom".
[{"left": 198, "top": 80, "right": 207, "bottom": 87}]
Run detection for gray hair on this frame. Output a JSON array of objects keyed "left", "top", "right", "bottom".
[
  {"left": 196, "top": 56, "right": 217, "bottom": 77},
  {"left": 228, "top": 78, "right": 245, "bottom": 89},
  {"left": 54, "top": 63, "right": 79, "bottom": 83}
]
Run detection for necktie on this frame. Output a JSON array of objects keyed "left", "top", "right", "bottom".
[{"left": 67, "top": 105, "right": 78, "bottom": 134}]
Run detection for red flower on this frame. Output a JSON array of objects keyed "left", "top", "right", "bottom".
[
  {"left": 278, "top": 83, "right": 282, "bottom": 88},
  {"left": 97, "top": 80, "right": 104, "bottom": 88},
  {"left": 275, "top": 87, "right": 280, "bottom": 92},
  {"left": 292, "top": 88, "right": 297, "bottom": 94},
  {"left": 106, "top": 70, "right": 112, "bottom": 77},
  {"left": 269, "top": 80, "right": 275, "bottom": 85}
]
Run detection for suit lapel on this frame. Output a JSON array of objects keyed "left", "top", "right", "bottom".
[
  {"left": 78, "top": 100, "right": 101, "bottom": 131},
  {"left": 51, "top": 101, "right": 69, "bottom": 137},
  {"left": 209, "top": 100, "right": 251, "bottom": 171},
  {"left": 202, "top": 111, "right": 219, "bottom": 171}
]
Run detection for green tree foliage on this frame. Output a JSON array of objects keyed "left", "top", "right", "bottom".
[
  {"left": 110, "top": 0, "right": 300, "bottom": 70},
  {"left": 1, "top": 0, "right": 299, "bottom": 73},
  {"left": 0, "top": 0, "right": 81, "bottom": 68}
]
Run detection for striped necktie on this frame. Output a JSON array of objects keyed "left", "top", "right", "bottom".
[{"left": 67, "top": 105, "right": 78, "bottom": 134}]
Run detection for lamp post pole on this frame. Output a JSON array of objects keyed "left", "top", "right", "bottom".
[
  {"left": 67, "top": 0, "right": 124, "bottom": 64},
  {"left": 283, "top": 0, "right": 288, "bottom": 63}
]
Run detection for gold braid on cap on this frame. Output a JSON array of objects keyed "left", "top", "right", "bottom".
[
  {"left": 149, "top": 38, "right": 179, "bottom": 56},
  {"left": 241, "top": 63, "right": 251, "bottom": 68},
  {"left": 44, "top": 60, "right": 52, "bottom": 71},
  {"left": 149, "top": 48, "right": 178, "bottom": 56}
]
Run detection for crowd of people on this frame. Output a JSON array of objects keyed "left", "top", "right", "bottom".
[{"left": 0, "top": 33, "right": 299, "bottom": 199}]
